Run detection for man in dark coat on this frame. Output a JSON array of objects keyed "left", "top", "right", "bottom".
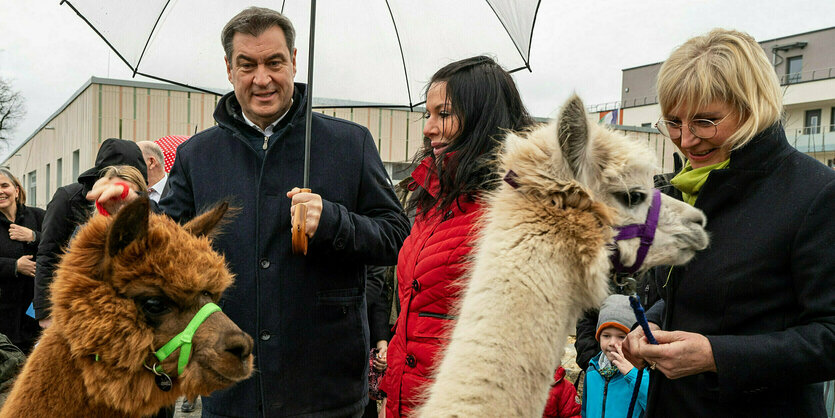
[
  {"left": 157, "top": 7, "right": 409, "bottom": 417},
  {"left": 33, "top": 138, "right": 147, "bottom": 324}
]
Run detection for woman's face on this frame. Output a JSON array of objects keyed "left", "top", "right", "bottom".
[
  {"left": 423, "top": 82, "right": 461, "bottom": 158},
  {"left": 0, "top": 174, "right": 19, "bottom": 210},
  {"left": 664, "top": 101, "right": 740, "bottom": 169}
]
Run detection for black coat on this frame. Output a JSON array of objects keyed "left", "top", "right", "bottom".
[
  {"left": 32, "top": 183, "right": 91, "bottom": 320},
  {"left": 644, "top": 125, "right": 835, "bottom": 417},
  {"left": 366, "top": 265, "right": 393, "bottom": 345},
  {"left": 0, "top": 204, "right": 45, "bottom": 352},
  {"left": 33, "top": 138, "right": 147, "bottom": 320},
  {"left": 160, "top": 84, "right": 410, "bottom": 418}
]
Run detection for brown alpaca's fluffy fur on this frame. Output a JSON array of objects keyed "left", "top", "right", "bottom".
[
  {"left": 417, "top": 95, "right": 708, "bottom": 416},
  {"left": 1, "top": 199, "right": 253, "bottom": 418}
]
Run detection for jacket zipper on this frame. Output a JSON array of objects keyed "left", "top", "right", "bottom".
[
  {"left": 602, "top": 378, "right": 609, "bottom": 418},
  {"left": 418, "top": 312, "right": 457, "bottom": 320},
  {"left": 262, "top": 135, "right": 268, "bottom": 150}
]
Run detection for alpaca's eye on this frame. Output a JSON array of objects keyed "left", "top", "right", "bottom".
[
  {"left": 139, "top": 297, "right": 171, "bottom": 316},
  {"left": 613, "top": 191, "right": 646, "bottom": 208},
  {"left": 201, "top": 291, "right": 214, "bottom": 299}
]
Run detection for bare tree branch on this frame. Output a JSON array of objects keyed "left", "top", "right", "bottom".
[{"left": 0, "top": 77, "right": 26, "bottom": 146}]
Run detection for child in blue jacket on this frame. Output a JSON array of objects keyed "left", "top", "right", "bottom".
[{"left": 582, "top": 294, "right": 649, "bottom": 418}]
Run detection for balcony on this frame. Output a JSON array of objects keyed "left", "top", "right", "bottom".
[
  {"left": 788, "top": 125, "right": 835, "bottom": 161},
  {"left": 780, "top": 67, "right": 835, "bottom": 85}
]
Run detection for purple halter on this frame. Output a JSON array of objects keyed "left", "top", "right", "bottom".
[{"left": 610, "top": 189, "right": 662, "bottom": 275}]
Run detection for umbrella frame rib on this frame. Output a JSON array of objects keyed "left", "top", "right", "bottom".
[
  {"left": 383, "top": 0, "right": 414, "bottom": 109},
  {"left": 59, "top": 1, "right": 540, "bottom": 106},
  {"left": 133, "top": 0, "right": 174, "bottom": 77}
]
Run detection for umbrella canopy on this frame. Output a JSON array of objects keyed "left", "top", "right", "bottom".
[
  {"left": 153, "top": 135, "right": 190, "bottom": 173},
  {"left": 60, "top": 0, "right": 540, "bottom": 108}
]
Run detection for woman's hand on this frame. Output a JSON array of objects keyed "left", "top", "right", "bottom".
[
  {"left": 627, "top": 328, "right": 716, "bottom": 379},
  {"left": 16, "top": 254, "right": 35, "bottom": 277},
  {"left": 86, "top": 177, "right": 140, "bottom": 215},
  {"left": 373, "top": 340, "right": 388, "bottom": 372},
  {"left": 39, "top": 317, "right": 52, "bottom": 329},
  {"left": 9, "top": 224, "right": 35, "bottom": 243},
  {"left": 610, "top": 342, "right": 635, "bottom": 376}
]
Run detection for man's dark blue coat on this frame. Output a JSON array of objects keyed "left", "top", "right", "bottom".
[{"left": 161, "top": 83, "right": 409, "bottom": 417}]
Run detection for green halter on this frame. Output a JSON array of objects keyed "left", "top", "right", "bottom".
[{"left": 153, "top": 302, "right": 221, "bottom": 376}]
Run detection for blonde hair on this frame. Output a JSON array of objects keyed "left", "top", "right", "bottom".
[
  {"left": 656, "top": 28, "right": 783, "bottom": 150},
  {"left": 99, "top": 165, "right": 148, "bottom": 193}
]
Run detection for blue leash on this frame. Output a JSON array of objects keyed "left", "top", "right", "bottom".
[
  {"left": 626, "top": 295, "right": 657, "bottom": 417},
  {"left": 629, "top": 295, "right": 658, "bottom": 344}
]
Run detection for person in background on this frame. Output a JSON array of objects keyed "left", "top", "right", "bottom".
[
  {"left": 0, "top": 169, "right": 45, "bottom": 354},
  {"left": 541, "top": 366, "right": 581, "bottom": 418},
  {"left": 137, "top": 141, "right": 169, "bottom": 203},
  {"left": 33, "top": 138, "right": 147, "bottom": 328},
  {"left": 83, "top": 7, "right": 410, "bottom": 417},
  {"left": 364, "top": 265, "right": 391, "bottom": 417},
  {"left": 380, "top": 55, "right": 534, "bottom": 417},
  {"left": 583, "top": 295, "right": 649, "bottom": 418},
  {"left": 624, "top": 28, "right": 835, "bottom": 417}
]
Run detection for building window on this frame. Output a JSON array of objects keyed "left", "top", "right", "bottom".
[
  {"left": 641, "top": 122, "right": 652, "bottom": 128},
  {"left": 830, "top": 108, "right": 835, "bottom": 132},
  {"left": 56, "top": 158, "right": 63, "bottom": 188},
  {"left": 72, "top": 150, "right": 80, "bottom": 182},
  {"left": 45, "top": 163, "right": 51, "bottom": 199},
  {"left": 805, "top": 109, "right": 821, "bottom": 135},
  {"left": 786, "top": 56, "right": 802, "bottom": 83},
  {"left": 27, "top": 170, "right": 37, "bottom": 207}
]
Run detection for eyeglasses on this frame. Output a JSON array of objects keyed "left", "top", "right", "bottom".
[{"left": 655, "top": 114, "right": 729, "bottom": 140}]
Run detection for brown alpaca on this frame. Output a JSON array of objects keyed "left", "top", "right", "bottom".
[{"left": 0, "top": 198, "right": 254, "bottom": 418}]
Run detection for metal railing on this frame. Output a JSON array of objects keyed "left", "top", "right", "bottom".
[
  {"left": 587, "top": 67, "right": 835, "bottom": 113},
  {"left": 779, "top": 67, "right": 835, "bottom": 85},
  {"left": 789, "top": 125, "right": 835, "bottom": 165}
]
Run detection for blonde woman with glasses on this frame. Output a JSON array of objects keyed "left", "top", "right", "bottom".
[{"left": 624, "top": 28, "right": 835, "bottom": 417}]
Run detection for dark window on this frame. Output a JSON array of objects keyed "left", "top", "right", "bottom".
[
  {"left": 28, "top": 170, "right": 37, "bottom": 207},
  {"left": 830, "top": 108, "right": 835, "bottom": 132},
  {"left": 805, "top": 109, "right": 821, "bottom": 135},
  {"left": 45, "top": 163, "right": 51, "bottom": 199},
  {"left": 56, "top": 158, "right": 63, "bottom": 187},
  {"left": 72, "top": 150, "right": 80, "bottom": 181},
  {"left": 786, "top": 56, "right": 802, "bottom": 83},
  {"left": 641, "top": 122, "right": 652, "bottom": 128}
]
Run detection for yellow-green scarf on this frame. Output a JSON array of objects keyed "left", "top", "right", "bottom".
[{"left": 670, "top": 159, "right": 730, "bottom": 205}]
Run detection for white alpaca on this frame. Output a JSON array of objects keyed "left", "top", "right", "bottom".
[{"left": 417, "top": 95, "right": 709, "bottom": 417}]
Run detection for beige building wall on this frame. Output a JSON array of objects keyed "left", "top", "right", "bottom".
[
  {"left": 6, "top": 76, "right": 703, "bottom": 209},
  {"left": 3, "top": 78, "right": 220, "bottom": 208}
]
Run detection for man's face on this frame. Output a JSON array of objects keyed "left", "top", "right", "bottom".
[{"left": 225, "top": 25, "right": 297, "bottom": 130}]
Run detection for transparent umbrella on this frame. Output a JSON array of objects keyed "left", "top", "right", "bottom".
[{"left": 62, "top": 0, "right": 541, "bottom": 253}]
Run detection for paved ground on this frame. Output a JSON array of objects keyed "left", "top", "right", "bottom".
[
  {"left": 0, "top": 391, "right": 202, "bottom": 416},
  {"left": 173, "top": 396, "right": 202, "bottom": 417}
]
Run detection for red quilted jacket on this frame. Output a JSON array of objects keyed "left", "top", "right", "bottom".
[
  {"left": 381, "top": 157, "right": 484, "bottom": 417},
  {"left": 542, "top": 367, "right": 581, "bottom": 418}
]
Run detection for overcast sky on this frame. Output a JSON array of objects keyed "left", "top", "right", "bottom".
[{"left": 2, "top": 0, "right": 835, "bottom": 161}]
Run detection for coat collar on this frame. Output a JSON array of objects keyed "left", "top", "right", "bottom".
[
  {"left": 410, "top": 156, "right": 440, "bottom": 198},
  {"left": 695, "top": 123, "right": 793, "bottom": 214},
  {"left": 214, "top": 83, "right": 307, "bottom": 138}
]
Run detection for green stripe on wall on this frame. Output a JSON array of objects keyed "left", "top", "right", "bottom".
[{"left": 98, "top": 84, "right": 102, "bottom": 143}]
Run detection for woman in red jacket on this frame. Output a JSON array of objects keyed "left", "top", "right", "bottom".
[{"left": 380, "top": 56, "right": 533, "bottom": 417}]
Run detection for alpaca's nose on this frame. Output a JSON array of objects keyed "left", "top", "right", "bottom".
[{"left": 224, "top": 330, "right": 254, "bottom": 360}]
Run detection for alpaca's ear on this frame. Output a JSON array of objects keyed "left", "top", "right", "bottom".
[
  {"left": 184, "top": 201, "right": 233, "bottom": 239},
  {"left": 106, "top": 197, "right": 150, "bottom": 257},
  {"left": 557, "top": 94, "right": 591, "bottom": 179}
]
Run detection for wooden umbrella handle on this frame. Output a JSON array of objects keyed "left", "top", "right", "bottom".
[{"left": 291, "top": 188, "right": 311, "bottom": 255}]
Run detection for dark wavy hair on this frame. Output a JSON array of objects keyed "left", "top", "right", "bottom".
[{"left": 408, "top": 56, "right": 533, "bottom": 216}]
